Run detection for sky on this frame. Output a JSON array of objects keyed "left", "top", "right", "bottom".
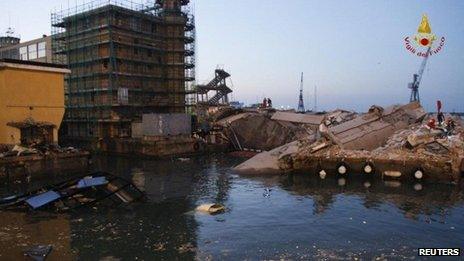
[{"left": 1, "top": 0, "right": 463, "bottom": 112}]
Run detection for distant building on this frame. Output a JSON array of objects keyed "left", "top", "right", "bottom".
[
  {"left": 0, "top": 32, "right": 53, "bottom": 63},
  {"left": 230, "top": 101, "right": 244, "bottom": 109},
  {"left": 0, "top": 59, "right": 70, "bottom": 145}
]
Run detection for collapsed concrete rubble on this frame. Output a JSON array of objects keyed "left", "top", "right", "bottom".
[
  {"left": 234, "top": 102, "right": 464, "bottom": 184},
  {"left": 0, "top": 143, "right": 90, "bottom": 179},
  {"left": 214, "top": 108, "right": 356, "bottom": 152},
  {"left": 216, "top": 112, "right": 310, "bottom": 151},
  {"left": 0, "top": 144, "right": 81, "bottom": 158}
]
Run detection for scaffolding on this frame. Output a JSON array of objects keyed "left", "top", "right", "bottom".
[{"left": 51, "top": 0, "right": 195, "bottom": 140}]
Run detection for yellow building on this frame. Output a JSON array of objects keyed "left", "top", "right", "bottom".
[{"left": 0, "top": 59, "right": 70, "bottom": 145}]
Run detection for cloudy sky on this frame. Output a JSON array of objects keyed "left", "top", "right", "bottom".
[{"left": 1, "top": 0, "right": 463, "bottom": 112}]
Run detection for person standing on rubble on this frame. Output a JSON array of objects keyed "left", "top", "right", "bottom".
[
  {"left": 267, "top": 98, "right": 272, "bottom": 108},
  {"left": 437, "top": 112, "right": 445, "bottom": 125},
  {"left": 436, "top": 100, "right": 445, "bottom": 125},
  {"left": 262, "top": 98, "right": 267, "bottom": 108}
]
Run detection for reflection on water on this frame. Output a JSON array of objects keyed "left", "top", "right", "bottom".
[
  {"left": 0, "top": 154, "right": 462, "bottom": 260},
  {"left": 279, "top": 173, "right": 463, "bottom": 220}
]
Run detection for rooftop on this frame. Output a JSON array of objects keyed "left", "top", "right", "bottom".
[{"left": 0, "top": 59, "right": 70, "bottom": 74}]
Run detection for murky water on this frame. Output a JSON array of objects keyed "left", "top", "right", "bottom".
[{"left": 0, "top": 154, "right": 463, "bottom": 260}]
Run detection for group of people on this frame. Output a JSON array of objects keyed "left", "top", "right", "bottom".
[
  {"left": 426, "top": 113, "right": 456, "bottom": 136},
  {"left": 425, "top": 100, "right": 457, "bottom": 136},
  {"left": 262, "top": 98, "right": 272, "bottom": 108}
]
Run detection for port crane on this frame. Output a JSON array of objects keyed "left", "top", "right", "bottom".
[{"left": 408, "top": 47, "right": 431, "bottom": 103}]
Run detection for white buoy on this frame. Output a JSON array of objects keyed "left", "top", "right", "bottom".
[
  {"left": 338, "top": 165, "right": 347, "bottom": 175},
  {"left": 338, "top": 178, "right": 346, "bottom": 186},
  {"left": 414, "top": 170, "right": 423, "bottom": 180},
  {"left": 384, "top": 171, "right": 402, "bottom": 178},
  {"left": 364, "top": 164, "right": 373, "bottom": 174},
  {"left": 319, "top": 170, "right": 327, "bottom": 179},
  {"left": 414, "top": 183, "right": 423, "bottom": 191}
]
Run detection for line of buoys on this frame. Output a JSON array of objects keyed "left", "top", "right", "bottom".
[{"left": 315, "top": 162, "right": 426, "bottom": 182}]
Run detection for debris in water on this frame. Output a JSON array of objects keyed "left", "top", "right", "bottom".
[
  {"left": 196, "top": 203, "right": 225, "bottom": 214},
  {"left": 23, "top": 245, "right": 52, "bottom": 261},
  {"left": 0, "top": 172, "right": 145, "bottom": 212}
]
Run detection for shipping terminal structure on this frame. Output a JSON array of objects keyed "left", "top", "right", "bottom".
[{"left": 51, "top": 0, "right": 196, "bottom": 145}]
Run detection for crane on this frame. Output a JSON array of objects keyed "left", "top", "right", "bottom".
[
  {"left": 297, "top": 72, "right": 305, "bottom": 113},
  {"left": 409, "top": 47, "right": 431, "bottom": 103}
]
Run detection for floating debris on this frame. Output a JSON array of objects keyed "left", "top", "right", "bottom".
[
  {"left": 23, "top": 245, "right": 52, "bottom": 261},
  {"left": 0, "top": 172, "right": 145, "bottom": 212},
  {"left": 196, "top": 203, "right": 225, "bottom": 214}
]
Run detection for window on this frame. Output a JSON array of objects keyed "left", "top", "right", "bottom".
[
  {"left": 28, "top": 44, "right": 37, "bottom": 60},
  {"left": 130, "top": 17, "right": 138, "bottom": 30},
  {"left": 118, "top": 88, "right": 129, "bottom": 105},
  {"left": 83, "top": 17, "right": 90, "bottom": 29},
  {"left": 38, "top": 42, "right": 46, "bottom": 58},
  {"left": 20, "top": 46, "right": 28, "bottom": 60}
]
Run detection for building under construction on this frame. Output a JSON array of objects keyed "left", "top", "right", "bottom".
[{"left": 51, "top": 0, "right": 195, "bottom": 142}]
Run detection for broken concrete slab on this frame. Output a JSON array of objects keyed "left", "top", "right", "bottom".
[
  {"left": 328, "top": 102, "right": 426, "bottom": 150},
  {"left": 234, "top": 141, "right": 301, "bottom": 174},
  {"left": 271, "top": 111, "right": 325, "bottom": 126},
  {"left": 217, "top": 113, "right": 310, "bottom": 151}
]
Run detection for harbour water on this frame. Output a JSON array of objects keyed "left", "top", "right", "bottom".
[{"left": 0, "top": 154, "right": 462, "bottom": 260}]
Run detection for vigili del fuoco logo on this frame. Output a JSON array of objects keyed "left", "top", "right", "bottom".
[{"left": 405, "top": 14, "right": 445, "bottom": 57}]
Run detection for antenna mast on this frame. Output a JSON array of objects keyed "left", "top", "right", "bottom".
[
  {"left": 297, "top": 72, "right": 305, "bottom": 112},
  {"left": 314, "top": 85, "right": 318, "bottom": 112}
]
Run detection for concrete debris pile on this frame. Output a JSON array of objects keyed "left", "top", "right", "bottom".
[
  {"left": 214, "top": 107, "right": 357, "bottom": 152},
  {"left": 216, "top": 112, "right": 310, "bottom": 151},
  {"left": 234, "top": 102, "right": 464, "bottom": 184},
  {"left": 270, "top": 109, "right": 357, "bottom": 129},
  {"left": 322, "top": 102, "right": 427, "bottom": 150},
  {"left": 323, "top": 110, "right": 357, "bottom": 127},
  {"left": 0, "top": 144, "right": 80, "bottom": 158},
  {"left": 368, "top": 117, "right": 464, "bottom": 180}
]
